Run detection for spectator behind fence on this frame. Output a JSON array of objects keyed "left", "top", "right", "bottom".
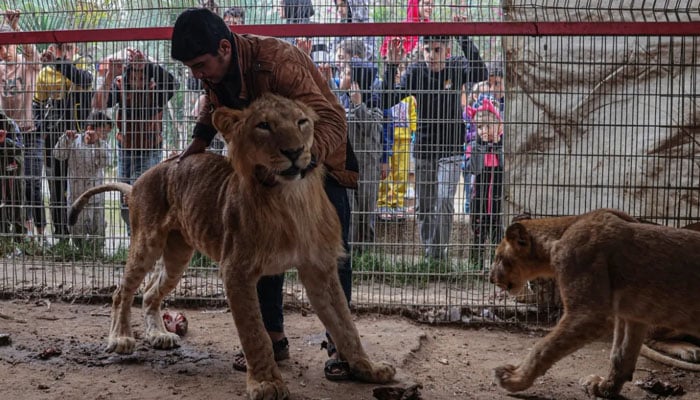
[
  {"left": 171, "top": 8, "right": 359, "bottom": 381},
  {"left": 464, "top": 98, "right": 504, "bottom": 267},
  {"left": 333, "top": 0, "right": 375, "bottom": 60},
  {"left": 0, "top": 10, "right": 44, "bottom": 242},
  {"left": 198, "top": 0, "right": 220, "bottom": 14},
  {"left": 279, "top": 0, "right": 314, "bottom": 24},
  {"left": 377, "top": 50, "right": 417, "bottom": 221},
  {"left": 463, "top": 63, "right": 505, "bottom": 215},
  {"left": 53, "top": 111, "right": 112, "bottom": 254},
  {"left": 382, "top": 31, "right": 487, "bottom": 262},
  {"left": 336, "top": 41, "right": 383, "bottom": 249},
  {"left": 379, "top": 0, "right": 433, "bottom": 60},
  {"left": 33, "top": 42, "right": 93, "bottom": 246},
  {"left": 469, "top": 63, "right": 504, "bottom": 107},
  {"left": 0, "top": 112, "right": 25, "bottom": 244},
  {"left": 377, "top": 94, "right": 416, "bottom": 221},
  {"left": 92, "top": 48, "right": 178, "bottom": 233},
  {"left": 223, "top": 6, "right": 245, "bottom": 25}
]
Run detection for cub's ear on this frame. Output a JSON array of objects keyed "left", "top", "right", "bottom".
[
  {"left": 505, "top": 222, "right": 530, "bottom": 248},
  {"left": 511, "top": 212, "right": 532, "bottom": 222},
  {"left": 212, "top": 107, "right": 244, "bottom": 142},
  {"left": 293, "top": 100, "right": 319, "bottom": 123}
]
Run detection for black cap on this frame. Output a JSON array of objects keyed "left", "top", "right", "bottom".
[{"left": 171, "top": 8, "right": 233, "bottom": 61}]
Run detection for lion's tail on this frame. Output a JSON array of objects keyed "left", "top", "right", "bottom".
[
  {"left": 641, "top": 344, "right": 700, "bottom": 371},
  {"left": 68, "top": 182, "right": 133, "bottom": 226}
]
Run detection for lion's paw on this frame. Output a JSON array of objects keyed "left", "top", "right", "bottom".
[
  {"left": 246, "top": 378, "right": 289, "bottom": 400},
  {"left": 148, "top": 331, "right": 181, "bottom": 350},
  {"left": 106, "top": 336, "right": 136, "bottom": 354},
  {"left": 676, "top": 344, "right": 700, "bottom": 362},
  {"left": 685, "top": 347, "right": 700, "bottom": 362},
  {"left": 493, "top": 364, "right": 532, "bottom": 392},
  {"left": 579, "top": 375, "right": 617, "bottom": 398},
  {"left": 350, "top": 359, "right": 396, "bottom": 383}
]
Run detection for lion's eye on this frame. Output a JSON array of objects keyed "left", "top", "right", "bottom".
[
  {"left": 256, "top": 121, "right": 271, "bottom": 130},
  {"left": 297, "top": 118, "right": 309, "bottom": 128}
]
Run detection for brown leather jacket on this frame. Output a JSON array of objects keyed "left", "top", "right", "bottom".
[{"left": 194, "top": 33, "right": 358, "bottom": 189}]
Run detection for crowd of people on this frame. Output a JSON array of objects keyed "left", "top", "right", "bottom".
[
  {"left": 0, "top": 2, "right": 507, "bottom": 383},
  {"left": 0, "top": 2, "right": 505, "bottom": 267}
]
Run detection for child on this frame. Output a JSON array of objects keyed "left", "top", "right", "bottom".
[
  {"left": 465, "top": 98, "right": 504, "bottom": 267},
  {"left": 377, "top": 95, "right": 416, "bottom": 220},
  {"left": 338, "top": 58, "right": 383, "bottom": 248},
  {"left": 53, "top": 111, "right": 112, "bottom": 253},
  {"left": 0, "top": 113, "right": 25, "bottom": 243},
  {"left": 463, "top": 65, "right": 505, "bottom": 214}
]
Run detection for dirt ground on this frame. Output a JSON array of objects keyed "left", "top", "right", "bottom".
[{"left": 1, "top": 300, "right": 698, "bottom": 400}]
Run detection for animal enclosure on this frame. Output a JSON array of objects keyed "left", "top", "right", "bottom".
[{"left": 0, "top": 0, "right": 698, "bottom": 328}]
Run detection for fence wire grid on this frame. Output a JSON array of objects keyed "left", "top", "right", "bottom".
[{"left": 0, "top": 1, "right": 698, "bottom": 326}]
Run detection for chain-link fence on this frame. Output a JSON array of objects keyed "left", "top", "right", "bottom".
[{"left": 0, "top": 0, "right": 698, "bottom": 326}]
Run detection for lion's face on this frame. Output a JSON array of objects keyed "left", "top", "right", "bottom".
[
  {"left": 212, "top": 93, "right": 319, "bottom": 185},
  {"left": 490, "top": 222, "right": 536, "bottom": 295}
]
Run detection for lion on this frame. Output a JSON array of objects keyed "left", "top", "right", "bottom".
[
  {"left": 68, "top": 93, "right": 395, "bottom": 400},
  {"left": 489, "top": 208, "right": 700, "bottom": 398},
  {"left": 507, "top": 215, "right": 700, "bottom": 372}
]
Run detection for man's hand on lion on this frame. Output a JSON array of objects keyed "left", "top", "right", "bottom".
[{"left": 177, "top": 137, "right": 208, "bottom": 163}]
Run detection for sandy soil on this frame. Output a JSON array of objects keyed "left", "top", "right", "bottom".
[{"left": 1, "top": 300, "right": 698, "bottom": 400}]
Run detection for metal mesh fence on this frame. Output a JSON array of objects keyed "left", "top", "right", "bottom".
[{"left": 0, "top": 1, "right": 698, "bottom": 326}]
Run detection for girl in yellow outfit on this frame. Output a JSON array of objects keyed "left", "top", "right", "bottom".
[{"left": 377, "top": 95, "right": 416, "bottom": 220}]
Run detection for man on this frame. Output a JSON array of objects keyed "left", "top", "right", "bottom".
[
  {"left": 33, "top": 42, "right": 93, "bottom": 244},
  {"left": 92, "top": 48, "right": 178, "bottom": 232},
  {"left": 383, "top": 34, "right": 487, "bottom": 262},
  {"left": 0, "top": 112, "right": 25, "bottom": 241},
  {"left": 0, "top": 9, "right": 41, "bottom": 241},
  {"left": 171, "top": 8, "right": 359, "bottom": 380}
]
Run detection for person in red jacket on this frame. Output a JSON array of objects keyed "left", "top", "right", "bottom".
[{"left": 379, "top": 0, "right": 433, "bottom": 60}]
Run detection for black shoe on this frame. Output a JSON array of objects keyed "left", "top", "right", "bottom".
[{"left": 232, "top": 337, "right": 290, "bottom": 372}]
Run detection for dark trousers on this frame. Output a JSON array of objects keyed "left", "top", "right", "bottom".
[
  {"left": 24, "top": 133, "right": 46, "bottom": 229},
  {"left": 258, "top": 175, "right": 352, "bottom": 333},
  {"left": 45, "top": 139, "right": 69, "bottom": 237}
]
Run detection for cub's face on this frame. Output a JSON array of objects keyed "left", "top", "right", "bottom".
[
  {"left": 489, "top": 223, "right": 532, "bottom": 295},
  {"left": 212, "top": 93, "right": 318, "bottom": 184}
]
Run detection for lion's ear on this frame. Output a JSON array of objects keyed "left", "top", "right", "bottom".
[
  {"left": 212, "top": 107, "right": 244, "bottom": 141},
  {"left": 293, "top": 100, "right": 319, "bottom": 122},
  {"left": 505, "top": 223, "right": 530, "bottom": 248}
]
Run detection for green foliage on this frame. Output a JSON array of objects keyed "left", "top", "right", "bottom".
[
  {"left": 103, "top": 245, "right": 128, "bottom": 264},
  {"left": 43, "top": 239, "right": 80, "bottom": 261},
  {"left": 189, "top": 250, "right": 216, "bottom": 269},
  {"left": 351, "top": 251, "right": 458, "bottom": 288},
  {"left": 0, "top": 237, "right": 20, "bottom": 256}
]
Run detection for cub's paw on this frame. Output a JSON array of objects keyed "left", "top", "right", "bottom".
[
  {"left": 148, "top": 331, "right": 181, "bottom": 350},
  {"left": 673, "top": 343, "right": 700, "bottom": 362},
  {"left": 580, "top": 374, "right": 617, "bottom": 398},
  {"left": 493, "top": 364, "right": 532, "bottom": 392},
  {"left": 106, "top": 336, "right": 136, "bottom": 354},
  {"left": 246, "top": 378, "right": 289, "bottom": 400},
  {"left": 350, "top": 359, "right": 396, "bottom": 383}
]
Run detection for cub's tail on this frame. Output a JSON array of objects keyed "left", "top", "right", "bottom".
[
  {"left": 641, "top": 345, "right": 700, "bottom": 371},
  {"left": 68, "top": 182, "right": 133, "bottom": 226}
]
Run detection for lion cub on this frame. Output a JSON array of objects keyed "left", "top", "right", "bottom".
[
  {"left": 69, "top": 93, "right": 395, "bottom": 400},
  {"left": 489, "top": 208, "right": 700, "bottom": 398}
]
